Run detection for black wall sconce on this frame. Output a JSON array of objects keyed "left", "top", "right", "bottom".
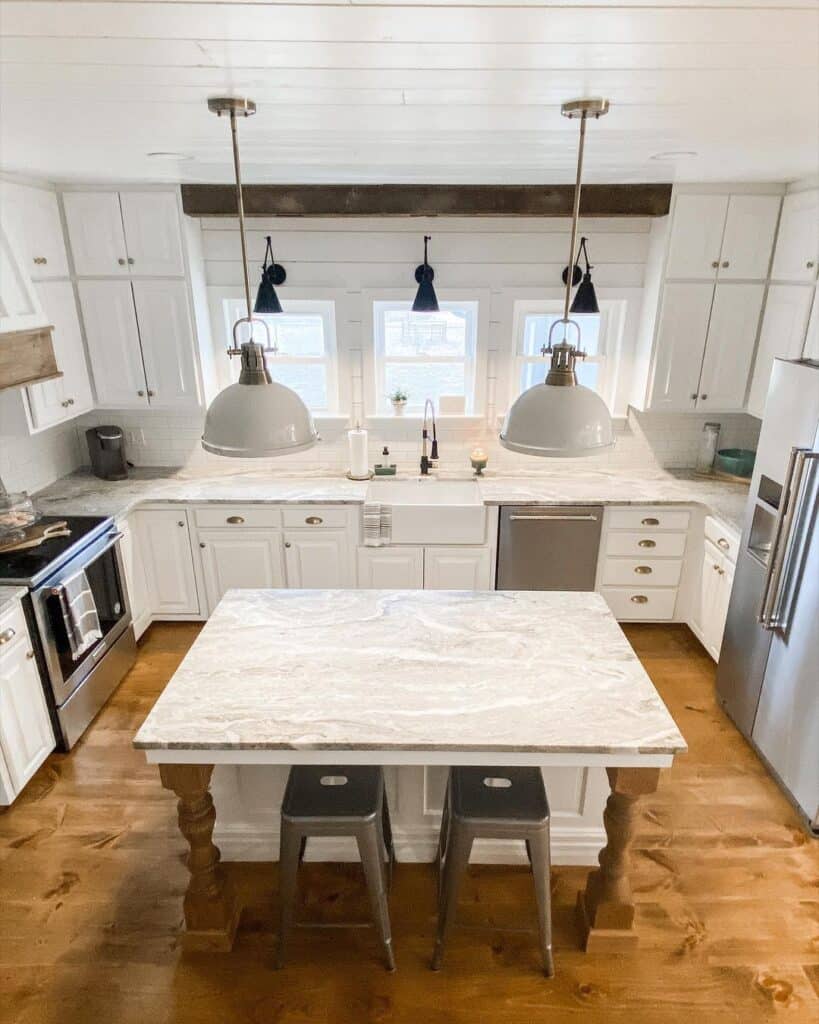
[
  {"left": 254, "top": 235, "right": 287, "bottom": 314},
  {"left": 561, "top": 236, "right": 599, "bottom": 315},
  {"left": 412, "top": 234, "right": 439, "bottom": 312}
]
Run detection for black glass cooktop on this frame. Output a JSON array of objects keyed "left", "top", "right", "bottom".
[{"left": 0, "top": 515, "right": 113, "bottom": 587}]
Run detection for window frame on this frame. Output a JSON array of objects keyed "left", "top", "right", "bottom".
[{"left": 362, "top": 289, "right": 490, "bottom": 418}]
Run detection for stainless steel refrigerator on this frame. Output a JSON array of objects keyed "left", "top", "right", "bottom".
[{"left": 717, "top": 358, "right": 819, "bottom": 835}]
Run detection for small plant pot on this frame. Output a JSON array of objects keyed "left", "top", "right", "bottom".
[{"left": 391, "top": 400, "right": 407, "bottom": 416}]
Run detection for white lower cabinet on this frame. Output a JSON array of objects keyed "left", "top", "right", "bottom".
[
  {"left": 357, "top": 545, "right": 492, "bottom": 590},
  {"left": 284, "top": 530, "right": 352, "bottom": 589},
  {"left": 198, "top": 530, "right": 285, "bottom": 613},
  {"left": 696, "top": 543, "right": 736, "bottom": 660},
  {"left": 117, "top": 515, "right": 151, "bottom": 640},
  {"left": 357, "top": 547, "right": 424, "bottom": 589},
  {"left": 424, "top": 546, "right": 492, "bottom": 590},
  {"left": 0, "top": 603, "right": 55, "bottom": 805},
  {"left": 135, "top": 509, "right": 200, "bottom": 617}
]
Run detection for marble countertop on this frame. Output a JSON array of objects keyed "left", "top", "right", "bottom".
[
  {"left": 35, "top": 466, "right": 749, "bottom": 532},
  {"left": 0, "top": 585, "right": 27, "bottom": 619},
  {"left": 133, "top": 588, "right": 687, "bottom": 759}
]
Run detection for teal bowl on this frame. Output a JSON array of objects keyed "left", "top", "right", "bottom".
[{"left": 715, "top": 448, "right": 756, "bottom": 478}]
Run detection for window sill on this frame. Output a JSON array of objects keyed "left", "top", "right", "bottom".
[{"left": 364, "top": 415, "right": 487, "bottom": 428}]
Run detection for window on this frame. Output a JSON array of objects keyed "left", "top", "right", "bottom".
[
  {"left": 222, "top": 299, "right": 338, "bottom": 413},
  {"left": 512, "top": 300, "right": 623, "bottom": 407},
  {"left": 372, "top": 300, "right": 479, "bottom": 414}
]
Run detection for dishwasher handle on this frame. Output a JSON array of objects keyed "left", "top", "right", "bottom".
[{"left": 508, "top": 513, "right": 598, "bottom": 522}]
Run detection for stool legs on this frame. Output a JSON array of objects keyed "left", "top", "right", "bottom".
[
  {"left": 357, "top": 818, "right": 396, "bottom": 971},
  {"left": 276, "top": 820, "right": 303, "bottom": 969},
  {"left": 528, "top": 827, "right": 555, "bottom": 977},
  {"left": 431, "top": 824, "right": 473, "bottom": 971}
]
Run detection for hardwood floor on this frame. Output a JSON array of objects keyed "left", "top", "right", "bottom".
[{"left": 1, "top": 622, "right": 817, "bottom": 1023}]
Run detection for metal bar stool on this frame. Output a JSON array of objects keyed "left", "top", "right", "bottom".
[
  {"left": 432, "top": 766, "right": 554, "bottom": 977},
  {"left": 277, "top": 765, "right": 396, "bottom": 971}
]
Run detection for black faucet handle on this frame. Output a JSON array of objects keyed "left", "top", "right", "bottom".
[{"left": 430, "top": 439, "right": 439, "bottom": 460}]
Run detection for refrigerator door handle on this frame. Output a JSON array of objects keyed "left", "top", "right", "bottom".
[{"left": 770, "top": 450, "right": 819, "bottom": 633}]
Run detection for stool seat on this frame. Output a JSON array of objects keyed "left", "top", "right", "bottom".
[
  {"left": 283, "top": 765, "right": 383, "bottom": 822},
  {"left": 450, "top": 766, "right": 549, "bottom": 827}
]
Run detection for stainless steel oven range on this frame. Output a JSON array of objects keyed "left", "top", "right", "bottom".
[{"left": 0, "top": 515, "right": 136, "bottom": 750}]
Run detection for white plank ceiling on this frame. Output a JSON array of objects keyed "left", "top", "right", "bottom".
[{"left": 1, "top": 0, "right": 817, "bottom": 185}]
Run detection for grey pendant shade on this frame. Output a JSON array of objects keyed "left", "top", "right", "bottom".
[
  {"left": 201, "top": 98, "right": 318, "bottom": 458},
  {"left": 500, "top": 98, "right": 614, "bottom": 459},
  {"left": 412, "top": 235, "right": 440, "bottom": 312}
]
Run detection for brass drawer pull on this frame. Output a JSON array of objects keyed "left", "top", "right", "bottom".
[
  {"left": 226, "top": 516, "right": 245, "bottom": 524},
  {"left": 305, "top": 516, "right": 323, "bottom": 525},
  {"left": 717, "top": 537, "right": 730, "bottom": 551},
  {"left": 634, "top": 565, "right": 652, "bottom": 575},
  {"left": 0, "top": 627, "right": 16, "bottom": 645},
  {"left": 638, "top": 539, "right": 656, "bottom": 548},
  {"left": 630, "top": 595, "right": 649, "bottom": 604},
  {"left": 641, "top": 517, "right": 659, "bottom": 526}
]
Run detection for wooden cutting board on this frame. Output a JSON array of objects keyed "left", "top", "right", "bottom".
[{"left": 0, "top": 521, "right": 70, "bottom": 554}]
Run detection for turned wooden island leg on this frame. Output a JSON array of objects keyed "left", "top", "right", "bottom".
[
  {"left": 577, "top": 766, "right": 660, "bottom": 953},
  {"left": 159, "top": 763, "right": 240, "bottom": 952}
]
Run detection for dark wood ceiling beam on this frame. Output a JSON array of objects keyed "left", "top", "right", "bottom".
[{"left": 181, "top": 183, "right": 672, "bottom": 218}]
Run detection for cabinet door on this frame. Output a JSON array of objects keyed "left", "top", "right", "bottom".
[
  {"left": 285, "top": 531, "right": 351, "bottom": 588},
  {"left": 713, "top": 558, "right": 734, "bottom": 662},
  {"left": 699, "top": 547, "right": 723, "bottom": 659},
  {"left": 747, "top": 285, "right": 813, "bottom": 417},
  {"left": 199, "top": 529, "right": 285, "bottom": 612},
  {"left": 665, "top": 194, "right": 728, "bottom": 279},
  {"left": 357, "top": 547, "right": 424, "bottom": 589},
  {"left": 119, "top": 192, "right": 185, "bottom": 276},
  {"left": 118, "top": 517, "right": 151, "bottom": 640},
  {"left": 62, "top": 192, "right": 129, "bottom": 276},
  {"left": 0, "top": 183, "right": 69, "bottom": 279},
  {"left": 131, "top": 279, "right": 200, "bottom": 409},
  {"left": 803, "top": 289, "right": 819, "bottom": 361},
  {"left": 718, "top": 194, "right": 781, "bottom": 281},
  {"left": 0, "top": 633, "right": 55, "bottom": 798},
  {"left": 135, "top": 510, "right": 200, "bottom": 616},
  {"left": 27, "top": 281, "right": 94, "bottom": 430},
  {"left": 771, "top": 190, "right": 819, "bottom": 282},
  {"left": 424, "top": 547, "right": 492, "bottom": 590},
  {"left": 649, "top": 283, "right": 713, "bottom": 411},
  {"left": 77, "top": 279, "right": 148, "bottom": 408},
  {"left": 0, "top": 221, "right": 44, "bottom": 333},
  {"left": 697, "top": 283, "right": 764, "bottom": 412}
]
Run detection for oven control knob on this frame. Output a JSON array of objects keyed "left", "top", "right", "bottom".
[{"left": 114, "top": 602, "right": 121, "bottom": 615}]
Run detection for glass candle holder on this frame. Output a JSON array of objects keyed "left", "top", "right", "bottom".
[{"left": 470, "top": 446, "right": 488, "bottom": 476}]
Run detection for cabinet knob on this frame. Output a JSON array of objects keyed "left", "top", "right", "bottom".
[
  {"left": 137, "top": 390, "right": 145, "bottom": 397},
  {"left": 807, "top": 260, "right": 815, "bottom": 269},
  {"left": 721, "top": 260, "right": 729, "bottom": 268},
  {"left": 0, "top": 627, "right": 16, "bottom": 645},
  {"left": 177, "top": 520, "right": 185, "bottom": 528},
  {"left": 67, "top": 397, "right": 74, "bottom": 405},
  {"left": 118, "top": 258, "right": 126, "bottom": 266},
  {"left": 690, "top": 393, "right": 698, "bottom": 400},
  {"left": 199, "top": 542, "right": 205, "bottom": 548},
  {"left": 638, "top": 539, "right": 656, "bottom": 549},
  {"left": 700, "top": 394, "right": 708, "bottom": 400},
  {"left": 61, "top": 400, "right": 70, "bottom": 408},
  {"left": 33, "top": 256, "right": 48, "bottom": 265},
  {"left": 26, "top": 649, "right": 36, "bottom": 659},
  {"left": 634, "top": 565, "right": 653, "bottom": 575},
  {"left": 711, "top": 260, "right": 719, "bottom": 269},
  {"left": 717, "top": 537, "right": 730, "bottom": 551},
  {"left": 226, "top": 515, "right": 244, "bottom": 524},
  {"left": 717, "top": 567, "right": 725, "bottom": 576},
  {"left": 127, "top": 257, "right": 135, "bottom": 265},
  {"left": 713, "top": 562, "right": 720, "bottom": 571},
  {"left": 146, "top": 389, "right": 155, "bottom": 397},
  {"left": 284, "top": 541, "right": 292, "bottom": 548},
  {"left": 641, "top": 517, "right": 659, "bottom": 526},
  {"left": 305, "top": 516, "right": 323, "bottom": 525},
  {"left": 630, "top": 595, "right": 649, "bottom": 604}
]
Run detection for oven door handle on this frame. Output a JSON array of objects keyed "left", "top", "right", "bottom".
[{"left": 46, "top": 531, "right": 124, "bottom": 596}]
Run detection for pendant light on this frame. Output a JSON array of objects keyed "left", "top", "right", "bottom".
[
  {"left": 254, "top": 236, "right": 286, "bottom": 315},
  {"left": 500, "top": 98, "right": 614, "bottom": 458},
  {"left": 412, "top": 235, "right": 439, "bottom": 312},
  {"left": 201, "top": 98, "right": 318, "bottom": 458},
  {"left": 562, "top": 237, "right": 600, "bottom": 315}
]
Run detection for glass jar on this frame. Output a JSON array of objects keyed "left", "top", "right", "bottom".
[{"left": 696, "top": 422, "right": 721, "bottom": 474}]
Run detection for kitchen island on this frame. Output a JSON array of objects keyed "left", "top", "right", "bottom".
[{"left": 134, "top": 588, "right": 686, "bottom": 954}]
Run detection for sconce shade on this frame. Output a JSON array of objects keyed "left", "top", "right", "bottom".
[
  {"left": 570, "top": 271, "right": 600, "bottom": 314},
  {"left": 254, "top": 267, "right": 284, "bottom": 314},
  {"left": 412, "top": 234, "right": 440, "bottom": 312}
]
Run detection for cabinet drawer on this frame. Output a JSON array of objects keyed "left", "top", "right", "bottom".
[
  {"left": 599, "top": 557, "right": 683, "bottom": 588},
  {"left": 607, "top": 507, "right": 690, "bottom": 532},
  {"left": 281, "top": 506, "right": 349, "bottom": 529},
  {"left": 0, "top": 602, "right": 28, "bottom": 654},
  {"left": 193, "top": 506, "right": 282, "bottom": 529},
  {"left": 605, "top": 531, "right": 687, "bottom": 558},
  {"left": 704, "top": 517, "right": 740, "bottom": 564},
  {"left": 600, "top": 586, "right": 678, "bottom": 621}
]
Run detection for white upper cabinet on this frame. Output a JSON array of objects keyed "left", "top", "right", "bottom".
[
  {"left": 648, "top": 283, "right": 713, "bottom": 411},
  {"left": 131, "top": 279, "right": 199, "bottom": 409},
  {"left": 747, "top": 284, "right": 814, "bottom": 417},
  {"left": 0, "top": 219, "right": 45, "bottom": 334},
  {"left": 696, "top": 283, "right": 765, "bottom": 412},
  {"left": 717, "top": 195, "right": 781, "bottom": 281},
  {"left": 771, "top": 190, "right": 819, "bottom": 283},
  {"left": 119, "top": 192, "right": 185, "bottom": 276},
  {"left": 26, "top": 281, "right": 93, "bottom": 430},
  {"left": 0, "top": 183, "right": 69, "bottom": 280},
  {"left": 62, "top": 192, "right": 130, "bottom": 276},
  {"left": 665, "top": 195, "right": 728, "bottom": 279},
  {"left": 804, "top": 289, "right": 819, "bottom": 361},
  {"left": 77, "top": 279, "right": 149, "bottom": 408}
]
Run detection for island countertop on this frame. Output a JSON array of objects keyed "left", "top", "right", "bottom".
[{"left": 133, "top": 588, "right": 687, "bottom": 765}]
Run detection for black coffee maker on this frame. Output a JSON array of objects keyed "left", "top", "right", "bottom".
[{"left": 86, "top": 426, "right": 128, "bottom": 481}]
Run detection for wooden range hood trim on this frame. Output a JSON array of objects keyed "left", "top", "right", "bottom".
[
  {"left": 0, "top": 324, "right": 62, "bottom": 392},
  {"left": 181, "top": 183, "right": 672, "bottom": 219}
]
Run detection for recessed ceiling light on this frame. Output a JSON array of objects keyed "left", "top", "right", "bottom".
[
  {"left": 649, "top": 150, "right": 698, "bottom": 161},
  {"left": 146, "top": 151, "right": 193, "bottom": 161}
]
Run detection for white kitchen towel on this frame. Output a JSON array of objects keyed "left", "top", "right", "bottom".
[
  {"left": 56, "top": 569, "right": 103, "bottom": 660},
  {"left": 363, "top": 502, "right": 392, "bottom": 546}
]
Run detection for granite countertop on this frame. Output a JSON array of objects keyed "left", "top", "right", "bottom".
[
  {"left": 133, "top": 589, "right": 687, "bottom": 757},
  {"left": 34, "top": 466, "right": 750, "bottom": 532},
  {"left": 0, "top": 585, "right": 27, "bottom": 618}
]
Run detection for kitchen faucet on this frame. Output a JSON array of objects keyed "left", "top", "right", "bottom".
[{"left": 420, "top": 398, "right": 439, "bottom": 475}]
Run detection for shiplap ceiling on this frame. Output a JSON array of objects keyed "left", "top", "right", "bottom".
[{"left": 0, "top": 1, "right": 817, "bottom": 186}]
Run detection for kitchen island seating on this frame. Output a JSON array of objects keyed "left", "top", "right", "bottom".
[
  {"left": 432, "top": 766, "right": 554, "bottom": 977},
  {"left": 277, "top": 765, "right": 396, "bottom": 971}
]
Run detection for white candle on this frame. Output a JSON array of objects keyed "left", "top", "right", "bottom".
[{"left": 348, "top": 426, "right": 369, "bottom": 479}]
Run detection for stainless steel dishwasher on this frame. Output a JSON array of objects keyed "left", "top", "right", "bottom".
[{"left": 496, "top": 505, "right": 603, "bottom": 590}]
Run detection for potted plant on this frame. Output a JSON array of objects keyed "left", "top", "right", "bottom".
[{"left": 389, "top": 388, "right": 408, "bottom": 416}]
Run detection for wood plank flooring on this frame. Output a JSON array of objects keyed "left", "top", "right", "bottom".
[{"left": 1, "top": 622, "right": 817, "bottom": 1023}]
